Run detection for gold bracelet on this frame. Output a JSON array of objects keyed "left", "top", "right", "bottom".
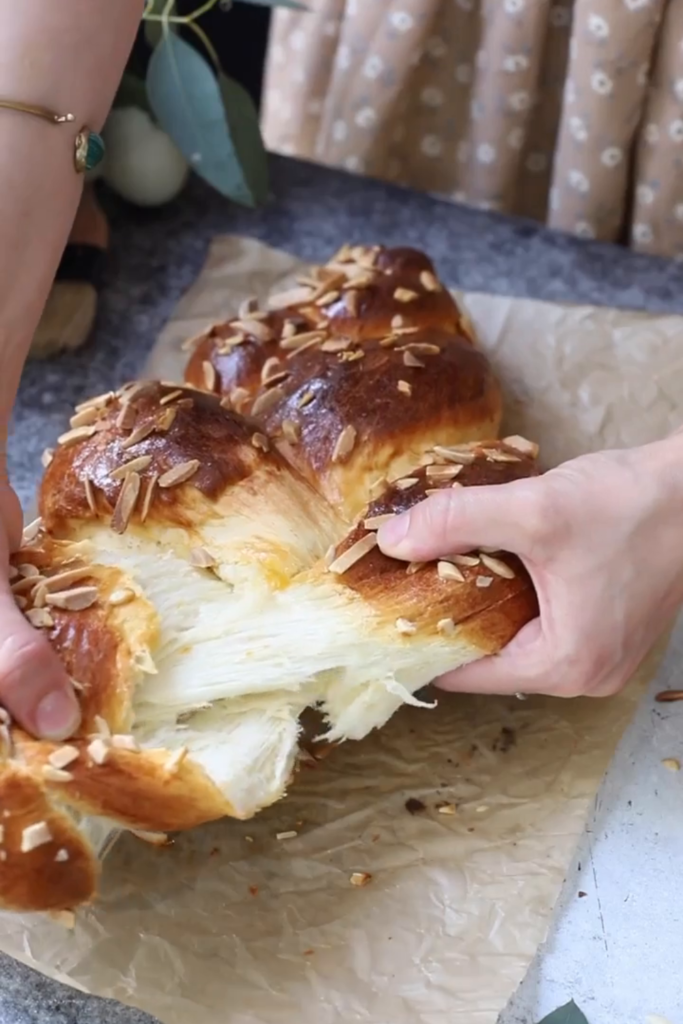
[{"left": 0, "top": 98, "right": 104, "bottom": 174}]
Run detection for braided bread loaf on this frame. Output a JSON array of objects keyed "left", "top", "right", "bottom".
[{"left": 2, "top": 245, "right": 540, "bottom": 916}]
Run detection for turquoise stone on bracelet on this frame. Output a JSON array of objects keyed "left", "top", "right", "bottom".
[{"left": 74, "top": 127, "right": 105, "bottom": 174}]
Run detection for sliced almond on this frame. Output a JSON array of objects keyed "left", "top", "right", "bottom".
[
  {"left": 202, "top": 361, "right": 217, "bottom": 392},
  {"left": 350, "top": 871, "right": 372, "bottom": 887},
  {"left": 26, "top": 607, "right": 55, "bottom": 629},
  {"left": 276, "top": 830, "right": 298, "bottom": 841},
  {"left": 69, "top": 406, "right": 101, "bottom": 429},
  {"left": 345, "top": 289, "right": 360, "bottom": 316},
  {"left": 327, "top": 533, "right": 378, "bottom": 574},
  {"left": 437, "top": 617, "right": 456, "bottom": 635},
  {"left": 130, "top": 830, "right": 168, "bottom": 846},
  {"left": 401, "top": 342, "right": 440, "bottom": 355},
  {"left": 476, "top": 575, "right": 494, "bottom": 588},
  {"left": 281, "top": 419, "right": 301, "bottom": 443},
  {"left": 227, "top": 387, "right": 251, "bottom": 412},
  {"left": 87, "top": 738, "right": 110, "bottom": 765},
  {"left": 251, "top": 432, "right": 270, "bottom": 452},
  {"left": 437, "top": 803, "right": 457, "bottom": 815},
  {"left": 297, "top": 390, "right": 315, "bottom": 409},
  {"left": 321, "top": 337, "right": 352, "bottom": 353},
  {"left": 58, "top": 425, "right": 97, "bottom": 448},
  {"left": 395, "top": 477, "right": 419, "bottom": 490},
  {"left": 437, "top": 561, "right": 465, "bottom": 582},
  {"left": 483, "top": 449, "right": 522, "bottom": 463},
  {"left": 140, "top": 473, "right": 158, "bottom": 523},
  {"left": 403, "top": 350, "right": 425, "bottom": 368},
  {"left": 116, "top": 402, "right": 138, "bottom": 431},
  {"left": 22, "top": 518, "right": 43, "bottom": 544},
  {"left": 397, "top": 380, "right": 412, "bottom": 396},
  {"left": 502, "top": 435, "right": 539, "bottom": 458},
  {"left": 480, "top": 553, "right": 515, "bottom": 579},
  {"left": 191, "top": 547, "right": 216, "bottom": 569},
  {"left": 394, "top": 287, "right": 419, "bottom": 303},
  {"left": 252, "top": 387, "right": 285, "bottom": 417},
  {"left": 41, "top": 448, "right": 54, "bottom": 468},
  {"left": 121, "top": 421, "right": 156, "bottom": 450},
  {"left": 111, "top": 471, "right": 141, "bottom": 534},
  {"left": 432, "top": 445, "right": 476, "bottom": 465},
  {"left": 260, "top": 356, "right": 282, "bottom": 384},
  {"left": 84, "top": 476, "right": 97, "bottom": 513},
  {"left": 46, "top": 586, "right": 98, "bottom": 611},
  {"left": 55, "top": 849, "right": 70, "bottom": 863},
  {"left": 391, "top": 314, "right": 405, "bottom": 329},
  {"left": 234, "top": 318, "right": 274, "bottom": 343},
  {"left": 363, "top": 513, "right": 396, "bottom": 530},
  {"left": 426, "top": 465, "right": 463, "bottom": 480},
  {"left": 279, "top": 329, "right": 326, "bottom": 352},
  {"left": 75, "top": 390, "right": 115, "bottom": 413},
  {"left": 17, "top": 563, "right": 40, "bottom": 579},
  {"left": 419, "top": 270, "right": 441, "bottom": 292},
  {"left": 332, "top": 424, "right": 357, "bottom": 463},
  {"left": 21, "top": 821, "right": 53, "bottom": 852},
  {"left": 41, "top": 766, "right": 74, "bottom": 783},
  {"left": 315, "top": 289, "right": 340, "bottom": 306},
  {"left": 395, "top": 618, "right": 417, "bottom": 636},
  {"left": 41, "top": 568, "right": 93, "bottom": 593},
  {"left": 159, "top": 389, "right": 184, "bottom": 406},
  {"left": 406, "top": 561, "right": 426, "bottom": 575},
  {"left": 48, "top": 745, "right": 79, "bottom": 770},
  {"left": 451, "top": 554, "right": 480, "bottom": 567},
  {"left": 111, "top": 455, "right": 153, "bottom": 481},
  {"left": 281, "top": 319, "right": 299, "bottom": 339},
  {"left": 158, "top": 460, "right": 200, "bottom": 488},
  {"left": 109, "top": 587, "right": 135, "bottom": 607},
  {"left": 267, "top": 286, "right": 314, "bottom": 310}
]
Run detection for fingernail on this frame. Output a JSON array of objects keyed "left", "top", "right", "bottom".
[
  {"left": 378, "top": 512, "right": 410, "bottom": 553},
  {"left": 34, "top": 689, "right": 82, "bottom": 741}
]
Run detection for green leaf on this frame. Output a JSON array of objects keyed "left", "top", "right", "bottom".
[
  {"left": 238, "top": 0, "right": 309, "bottom": 8},
  {"left": 145, "top": 31, "right": 269, "bottom": 206},
  {"left": 114, "top": 72, "right": 151, "bottom": 112},
  {"left": 536, "top": 1001, "right": 590, "bottom": 1024}
]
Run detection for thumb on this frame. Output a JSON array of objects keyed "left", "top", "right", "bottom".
[
  {"left": 0, "top": 581, "right": 82, "bottom": 740},
  {"left": 377, "top": 478, "right": 536, "bottom": 562}
]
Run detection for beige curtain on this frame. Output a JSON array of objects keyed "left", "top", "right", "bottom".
[{"left": 262, "top": 0, "right": 683, "bottom": 259}]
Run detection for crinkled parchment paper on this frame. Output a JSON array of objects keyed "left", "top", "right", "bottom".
[{"left": 2, "top": 236, "right": 681, "bottom": 1024}]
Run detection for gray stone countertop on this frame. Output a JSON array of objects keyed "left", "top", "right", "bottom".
[{"left": 5, "top": 154, "right": 683, "bottom": 1024}]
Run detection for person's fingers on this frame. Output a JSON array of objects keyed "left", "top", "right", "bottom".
[
  {"left": 434, "top": 618, "right": 553, "bottom": 696},
  {"left": 0, "top": 583, "right": 81, "bottom": 740},
  {"left": 377, "top": 478, "right": 544, "bottom": 563}
]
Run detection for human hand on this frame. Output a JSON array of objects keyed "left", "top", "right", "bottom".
[
  {"left": 377, "top": 439, "right": 683, "bottom": 698},
  {"left": 0, "top": 482, "right": 81, "bottom": 738}
]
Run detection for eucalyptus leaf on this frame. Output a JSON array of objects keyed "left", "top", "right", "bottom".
[
  {"left": 145, "top": 31, "right": 268, "bottom": 206},
  {"left": 114, "top": 72, "right": 151, "bottom": 112},
  {"left": 536, "top": 1000, "right": 590, "bottom": 1024},
  {"left": 238, "top": 0, "right": 308, "bottom": 8}
]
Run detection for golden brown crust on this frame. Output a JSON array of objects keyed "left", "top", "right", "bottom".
[
  {"left": 0, "top": 764, "right": 99, "bottom": 913},
  {"left": 317, "top": 440, "right": 540, "bottom": 643},
  {"left": 41, "top": 382, "right": 276, "bottom": 536},
  {"left": 184, "top": 246, "right": 500, "bottom": 519}
]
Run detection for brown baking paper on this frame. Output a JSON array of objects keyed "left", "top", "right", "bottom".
[{"left": 2, "top": 236, "right": 680, "bottom": 1024}]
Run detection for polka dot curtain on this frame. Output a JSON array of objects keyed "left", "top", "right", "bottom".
[{"left": 262, "top": 0, "right": 683, "bottom": 260}]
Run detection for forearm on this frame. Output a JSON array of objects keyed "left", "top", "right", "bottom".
[{"left": 0, "top": 0, "right": 141, "bottom": 429}]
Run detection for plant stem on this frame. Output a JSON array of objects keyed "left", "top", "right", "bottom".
[
  {"left": 143, "top": 0, "right": 222, "bottom": 24},
  {"left": 186, "top": 21, "right": 221, "bottom": 70}
]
